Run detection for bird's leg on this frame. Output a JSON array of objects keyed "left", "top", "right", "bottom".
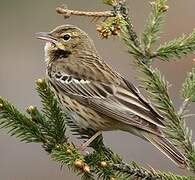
[{"left": 78, "top": 131, "right": 102, "bottom": 151}]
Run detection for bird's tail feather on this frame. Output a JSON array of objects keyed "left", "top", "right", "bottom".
[{"left": 143, "top": 133, "right": 187, "bottom": 168}]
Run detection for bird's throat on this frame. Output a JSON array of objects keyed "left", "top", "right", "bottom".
[{"left": 44, "top": 42, "right": 71, "bottom": 63}]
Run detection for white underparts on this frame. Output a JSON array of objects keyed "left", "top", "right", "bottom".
[{"left": 44, "top": 42, "right": 52, "bottom": 62}]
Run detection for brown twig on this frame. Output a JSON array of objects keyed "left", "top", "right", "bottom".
[{"left": 56, "top": 7, "right": 114, "bottom": 19}]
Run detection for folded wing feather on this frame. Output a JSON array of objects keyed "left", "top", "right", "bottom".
[{"left": 51, "top": 72, "right": 165, "bottom": 135}]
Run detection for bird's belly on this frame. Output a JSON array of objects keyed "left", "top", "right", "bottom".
[{"left": 56, "top": 92, "right": 113, "bottom": 131}]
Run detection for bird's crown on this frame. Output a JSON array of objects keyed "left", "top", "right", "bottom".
[{"left": 36, "top": 24, "right": 96, "bottom": 53}]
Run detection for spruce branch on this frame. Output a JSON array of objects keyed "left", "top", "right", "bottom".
[
  {"left": 0, "top": 0, "right": 195, "bottom": 179},
  {"left": 0, "top": 78, "right": 193, "bottom": 179},
  {"left": 118, "top": 1, "right": 195, "bottom": 173},
  {"left": 36, "top": 79, "right": 67, "bottom": 146},
  {"left": 178, "top": 99, "right": 190, "bottom": 117},
  {"left": 120, "top": 20, "right": 145, "bottom": 60},
  {"left": 178, "top": 68, "right": 195, "bottom": 120},
  {"left": 135, "top": 62, "right": 195, "bottom": 173},
  {"left": 116, "top": 0, "right": 142, "bottom": 49},
  {"left": 52, "top": 143, "right": 193, "bottom": 180},
  {"left": 182, "top": 67, "right": 195, "bottom": 102},
  {"left": 0, "top": 79, "right": 67, "bottom": 152},
  {"left": 51, "top": 144, "right": 94, "bottom": 179},
  {"left": 155, "top": 30, "right": 195, "bottom": 60},
  {"left": 142, "top": 0, "right": 168, "bottom": 53},
  {"left": 1, "top": 78, "right": 175, "bottom": 179},
  {"left": 0, "top": 97, "right": 46, "bottom": 144},
  {"left": 52, "top": 142, "right": 192, "bottom": 180},
  {"left": 112, "top": 163, "right": 192, "bottom": 180}
]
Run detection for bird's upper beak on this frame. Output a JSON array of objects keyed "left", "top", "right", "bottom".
[{"left": 35, "top": 32, "right": 58, "bottom": 44}]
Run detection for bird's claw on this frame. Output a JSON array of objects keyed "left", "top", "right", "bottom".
[{"left": 76, "top": 144, "right": 89, "bottom": 154}]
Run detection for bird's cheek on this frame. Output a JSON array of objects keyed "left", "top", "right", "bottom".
[{"left": 56, "top": 42, "right": 66, "bottom": 51}]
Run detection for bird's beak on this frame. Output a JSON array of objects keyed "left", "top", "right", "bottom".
[{"left": 35, "top": 32, "right": 58, "bottom": 44}]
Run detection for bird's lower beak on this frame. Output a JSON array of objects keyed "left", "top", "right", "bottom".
[{"left": 35, "top": 32, "right": 57, "bottom": 43}]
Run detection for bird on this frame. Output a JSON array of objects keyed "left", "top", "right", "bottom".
[{"left": 36, "top": 24, "right": 187, "bottom": 167}]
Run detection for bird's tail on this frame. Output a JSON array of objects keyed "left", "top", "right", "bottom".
[{"left": 143, "top": 133, "right": 187, "bottom": 168}]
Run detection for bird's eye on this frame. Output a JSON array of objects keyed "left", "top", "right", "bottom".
[{"left": 63, "top": 33, "right": 71, "bottom": 41}]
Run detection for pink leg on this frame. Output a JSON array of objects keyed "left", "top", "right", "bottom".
[{"left": 78, "top": 131, "right": 102, "bottom": 151}]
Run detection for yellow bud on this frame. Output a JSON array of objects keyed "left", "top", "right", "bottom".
[
  {"left": 55, "top": 144, "right": 60, "bottom": 149},
  {"left": 26, "top": 106, "right": 36, "bottom": 114},
  {"left": 103, "top": 0, "right": 117, "bottom": 6},
  {"left": 100, "top": 161, "right": 108, "bottom": 168},
  {"left": 74, "top": 159, "right": 84, "bottom": 169},
  {"left": 112, "top": 29, "right": 120, "bottom": 35},
  {"left": 66, "top": 149, "right": 72, "bottom": 155},
  {"left": 161, "top": 5, "right": 169, "bottom": 12},
  {"left": 0, "top": 103, "right": 4, "bottom": 111},
  {"left": 102, "top": 31, "right": 109, "bottom": 38},
  {"left": 96, "top": 26, "right": 103, "bottom": 32},
  {"left": 83, "top": 165, "right": 90, "bottom": 173},
  {"left": 36, "top": 79, "right": 44, "bottom": 86},
  {"left": 150, "top": 1, "right": 156, "bottom": 6},
  {"left": 110, "top": 177, "right": 115, "bottom": 180}
]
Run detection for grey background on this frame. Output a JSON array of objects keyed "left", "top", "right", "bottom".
[{"left": 0, "top": 0, "right": 195, "bottom": 179}]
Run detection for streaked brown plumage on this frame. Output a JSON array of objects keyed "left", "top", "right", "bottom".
[{"left": 36, "top": 25, "right": 187, "bottom": 167}]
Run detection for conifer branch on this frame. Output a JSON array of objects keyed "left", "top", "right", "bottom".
[
  {"left": 142, "top": 0, "right": 168, "bottom": 54},
  {"left": 1, "top": 79, "right": 191, "bottom": 179},
  {"left": 112, "top": 163, "right": 192, "bottom": 180},
  {"left": 119, "top": 0, "right": 195, "bottom": 174},
  {"left": 155, "top": 30, "right": 195, "bottom": 60},
  {"left": 0, "top": 98, "right": 46, "bottom": 144},
  {"left": 134, "top": 62, "right": 195, "bottom": 173},
  {"left": 0, "top": 0, "right": 195, "bottom": 179},
  {"left": 182, "top": 68, "right": 195, "bottom": 102},
  {"left": 0, "top": 79, "right": 67, "bottom": 152},
  {"left": 51, "top": 143, "right": 192, "bottom": 180},
  {"left": 116, "top": 0, "right": 142, "bottom": 49},
  {"left": 36, "top": 79, "right": 67, "bottom": 147}
]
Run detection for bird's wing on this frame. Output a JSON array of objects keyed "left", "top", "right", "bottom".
[{"left": 51, "top": 72, "right": 165, "bottom": 135}]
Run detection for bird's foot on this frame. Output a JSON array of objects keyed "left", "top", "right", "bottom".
[
  {"left": 76, "top": 144, "right": 89, "bottom": 154},
  {"left": 76, "top": 131, "right": 102, "bottom": 154}
]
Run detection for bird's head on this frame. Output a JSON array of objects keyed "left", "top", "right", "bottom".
[{"left": 36, "top": 25, "right": 97, "bottom": 62}]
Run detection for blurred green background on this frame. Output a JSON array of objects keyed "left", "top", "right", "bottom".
[{"left": 0, "top": 0, "right": 195, "bottom": 179}]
